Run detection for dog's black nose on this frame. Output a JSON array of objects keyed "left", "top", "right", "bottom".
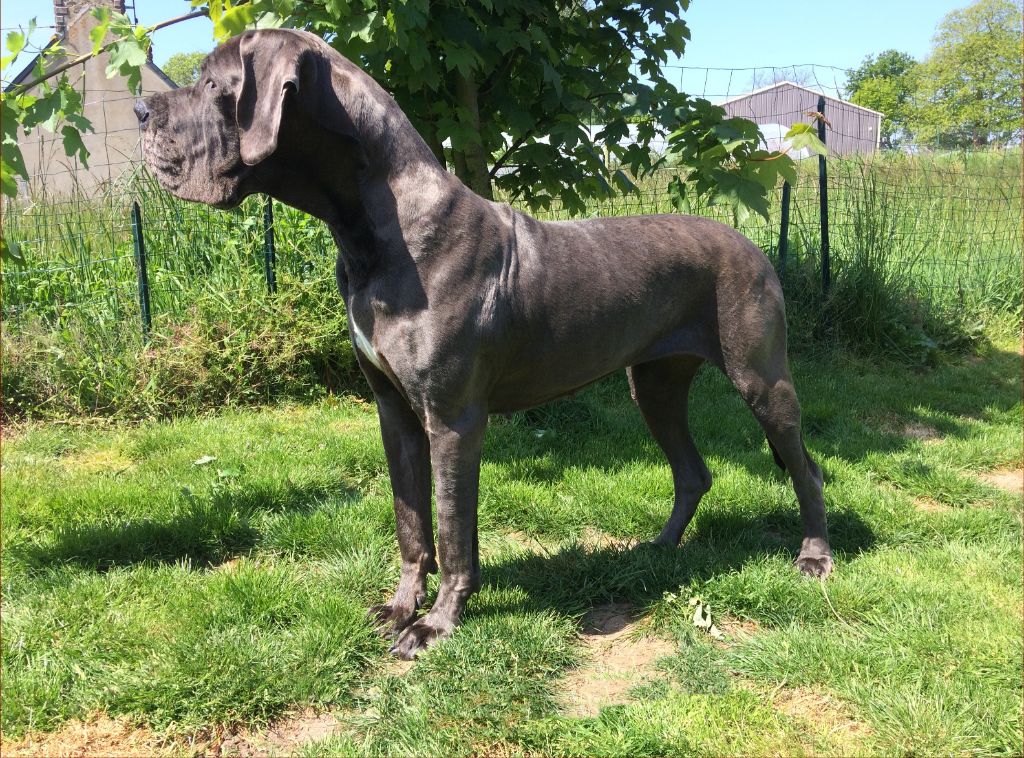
[{"left": 133, "top": 99, "right": 150, "bottom": 126}]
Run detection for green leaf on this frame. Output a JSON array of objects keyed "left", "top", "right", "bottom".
[
  {"left": 2, "top": 136, "right": 28, "bottom": 180},
  {"left": 1, "top": 29, "right": 26, "bottom": 72},
  {"left": 0, "top": 153, "right": 24, "bottom": 197},
  {"left": 90, "top": 7, "right": 112, "bottom": 54},
  {"left": 5, "top": 30, "right": 25, "bottom": 56},
  {"left": 541, "top": 61, "right": 563, "bottom": 98},
  {"left": 107, "top": 37, "right": 148, "bottom": 71},
  {"left": 24, "top": 90, "right": 62, "bottom": 132},
  {"left": 1, "top": 235, "right": 25, "bottom": 265},
  {"left": 776, "top": 155, "right": 798, "bottom": 186},
  {"left": 785, "top": 123, "right": 828, "bottom": 156},
  {"left": 667, "top": 175, "right": 691, "bottom": 214},
  {"left": 106, "top": 35, "right": 150, "bottom": 94},
  {"left": 443, "top": 45, "right": 477, "bottom": 78},
  {"left": 348, "top": 11, "right": 378, "bottom": 43},
  {"left": 2, "top": 99, "right": 21, "bottom": 142},
  {"left": 61, "top": 125, "right": 90, "bottom": 168},
  {"left": 215, "top": 1, "right": 260, "bottom": 39}
]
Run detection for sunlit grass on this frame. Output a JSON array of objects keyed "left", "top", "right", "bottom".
[{"left": 2, "top": 326, "right": 1020, "bottom": 755}]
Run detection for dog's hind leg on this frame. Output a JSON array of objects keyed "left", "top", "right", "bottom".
[
  {"left": 628, "top": 355, "right": 712, "bottom": 547},
  {"left": 720, "top": 305, "right": 833, "bottom": 578}
]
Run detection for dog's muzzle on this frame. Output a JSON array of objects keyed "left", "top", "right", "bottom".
[{"left": 134, "top": 99, "right": 150, "bottom": 128}]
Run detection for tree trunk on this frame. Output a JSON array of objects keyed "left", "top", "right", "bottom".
[{"left": 452, "top": 71, "right": 494, "bottom": 200}]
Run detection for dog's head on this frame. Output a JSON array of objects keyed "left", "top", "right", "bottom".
[{"left": 137, "top": 29, "right": 335, "bottom": 208}]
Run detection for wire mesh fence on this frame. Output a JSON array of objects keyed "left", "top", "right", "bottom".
[{"left": 2, "top": 64, "right": 1021, "bottom": 345}]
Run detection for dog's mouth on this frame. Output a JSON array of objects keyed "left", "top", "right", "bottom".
[
  {"left": 142, "top": 134, "right": 250, "bottom": 209},
  {"left": 211, "top": 188, "right": 243, "bottom": 209}
]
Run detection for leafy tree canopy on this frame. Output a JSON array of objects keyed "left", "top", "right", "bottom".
[
  {"left": 234, "top": 0, "right": 696, "bottom": 213},
  {"left": 161, "top": 51, "right": 207, "bottom": 86},
  {"left": 209, "top": 0, "right": 821, "bottom": 220},
  {"left": 1, "top": 0, "right": 825, "bottom": 236},
  {"left": 913, "top": 0, "right": 1022, "bottom": 148},
  {"left": 845, "top": 50, "right": 918, "bottom": 148}
]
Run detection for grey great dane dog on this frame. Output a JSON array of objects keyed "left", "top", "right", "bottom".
[{"left": 136, "top": 28, "right": 832, "bottom": 659}]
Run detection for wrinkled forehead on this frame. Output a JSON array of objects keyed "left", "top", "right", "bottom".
[{"left": 199, "top": 35, "right": 243, "bottom": 80}]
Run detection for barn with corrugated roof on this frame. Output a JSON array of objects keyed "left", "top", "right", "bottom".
[{"left": 720, "top": 81, "right": 883, "bottom": 156}]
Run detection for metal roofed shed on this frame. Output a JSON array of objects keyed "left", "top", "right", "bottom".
[{"left": 719, "top": 81, "right": 883, "bottom": 156}]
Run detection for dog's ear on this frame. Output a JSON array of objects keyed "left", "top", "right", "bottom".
[{"left": 236, "top": 32, "right": 314, "bottom": 166}]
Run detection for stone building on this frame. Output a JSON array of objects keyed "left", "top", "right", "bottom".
[{"left": 5, "top": 0, "right": 178, "bottom": 195}]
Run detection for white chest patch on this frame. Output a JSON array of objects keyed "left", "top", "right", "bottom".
[{"left": 350, "top": 315, "right": 384, "bottom": 372}]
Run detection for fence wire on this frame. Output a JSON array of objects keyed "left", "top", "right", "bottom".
[{"left": 2, "top": 64, "right": 1021, "bottom": 340}]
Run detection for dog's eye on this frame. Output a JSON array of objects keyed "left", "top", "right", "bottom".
[{"left": 206, "top": 80, "right": 217, "bottom": 91}]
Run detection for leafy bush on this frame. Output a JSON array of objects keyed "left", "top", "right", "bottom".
[{"left": 2, "top": 276, "right": 360, "bottom": 419}]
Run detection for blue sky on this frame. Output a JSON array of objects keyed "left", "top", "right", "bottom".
[{"left": 2, "top": 0, "right": 973, "bottom": 89}]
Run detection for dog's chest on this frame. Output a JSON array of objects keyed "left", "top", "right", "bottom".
[{"left": 350, "top": 311, "right": 385, "bottom": 372}]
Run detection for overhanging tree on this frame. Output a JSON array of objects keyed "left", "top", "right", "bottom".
[
  {"left": 2, "top": 0, "right": 823, "bottom": 234},
  {"left": 246, "top": 0, "right": 697, "bottom": 212}
]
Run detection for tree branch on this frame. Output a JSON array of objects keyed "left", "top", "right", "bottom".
[
  {"left": 488, "top": 130, "right": 533, "bottom": 180},
  {"left": 9, "top": 9, "right": 208, "bottom": 95},
  {"left": 488, "top": 89, "right": 639, "bottom": 181}
]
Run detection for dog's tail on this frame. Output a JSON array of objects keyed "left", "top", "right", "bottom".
[{"left": 767, "top": 437, "right": 787, "bottom": 471}]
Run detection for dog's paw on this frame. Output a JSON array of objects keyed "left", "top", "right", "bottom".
[
  {"left": 646, "top": 535, "right": 678, "bottom": 549},
  {"left": 388, "top": 615, "right": 455, "bottom": 660},
  {"left": 795, "top": 552, "right": 834, "bottom": 579},
  {"left": 368, "top": 603, "right": 417, "bottom": 638}
]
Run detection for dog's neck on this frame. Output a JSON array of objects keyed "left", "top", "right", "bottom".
[{"left": 259, "top": 49, "right": 475, "bottom": 289}]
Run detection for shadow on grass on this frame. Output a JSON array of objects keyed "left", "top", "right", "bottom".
[
  {"left": 478, "top": 505, "right": 875, "bottom": 620},
  {"left": 17, "top": 480, "right": 363, "bottom": 572},
  {"left": 484, "top": 346, "right": 1021, "bottom": 483}
]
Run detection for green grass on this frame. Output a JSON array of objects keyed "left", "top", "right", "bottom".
[
  {"left": 2, "top": 324, "right": 1020, "bottom": 755},
  {"left": 2, "top": 149, "right": 1021, "bottom": 418}
]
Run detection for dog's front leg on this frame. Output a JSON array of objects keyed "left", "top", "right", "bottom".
[
  {"left": 390, "top": 405, "right": 486, "bottom": 660},
  {"left": 368, "top": 382, "right": 437, "bottom": 638}
]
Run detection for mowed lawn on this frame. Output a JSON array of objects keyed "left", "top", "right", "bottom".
[{"left": 2, "top": 327, "right": 1021, "bottom": 756}]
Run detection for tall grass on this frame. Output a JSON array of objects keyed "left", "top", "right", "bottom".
[{"left": 1, "top": 149, "right": 1020, "bottom": 418}]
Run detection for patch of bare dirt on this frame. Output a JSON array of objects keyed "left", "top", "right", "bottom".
[
  {"left": 1, "top": 419, "right": 26, "bottom": 442},
  {"left": 579, "top": 527, "right": 639, "bottom": 551},
  {"left": 557, "top": 602, "right": 676, "bottom": 718},
  {"left": 216, "top": 709, "right": 343, "bottom": 757},
  {"left": 977, "top": 468, "right": 1023, "bottom": 496},
  {"left": 718, "top": 616, "right": 761, "bottom": 641},
  {"left": 0, "top": 713, "right": 172, "bottom": 758},
  {"left": 212, "top": 557, "right": 244, "bottom": 573},
  {"left": 876, "top": 414, "right": 942, "bottom": 443},
  {"left": 61, "top": 448, "right": 134, "bottom": 475},
  {"left": 483, "top": 528, "right": 638, "bottom": 560},
  {"left": 383, "top": 657, "right": 414, "bottom": 677},
  {"left": 913, "top": 496, "right": 950, "bottom": 513},
  {"left": 773, "top": 686, "right": 871, "bottom": 748},
  {"left": 900, "top": 421, "right": 941, "bottom": 442}
]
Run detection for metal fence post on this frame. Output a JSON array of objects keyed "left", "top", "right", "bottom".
[
  {"left": 777, "top": 180, "right": 791, "bottom": 280},
  {"left": 130, "top": 200, "right": 152, "bottom": 340},
  {"left": 817, "top": 95, "right": 831, "bottom": 296},
  {"left": 263, "top": 194, "right": 277, "bottom": 294}
]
